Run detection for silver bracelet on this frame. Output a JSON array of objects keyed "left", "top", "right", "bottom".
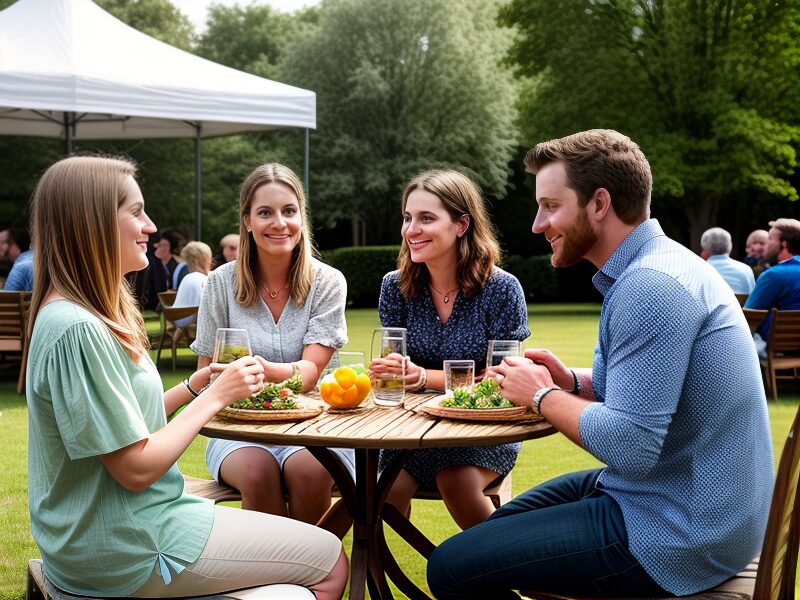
[{"left": 182, "top": 378, "right": 200, "bottom": 398}]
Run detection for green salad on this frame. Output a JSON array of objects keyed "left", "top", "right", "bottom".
[
  {"left": 440, "top": 378, "right": 513, "bottom": 409},
  {"left": 229, "top": 370, "right": 303, "bottom": 410}
]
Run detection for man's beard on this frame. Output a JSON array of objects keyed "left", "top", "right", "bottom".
[{"left": 551, "top": 208, "right": 597, "bottom": 268}]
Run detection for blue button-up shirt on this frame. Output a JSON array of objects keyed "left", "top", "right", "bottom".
[
  {"left": 4, "top": 249, "right": 34, "bottom": 291},
  {"left": 580, "top": 219, "right": 772, "bottom": 595}
]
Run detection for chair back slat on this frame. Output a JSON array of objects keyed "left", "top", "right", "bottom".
[
  {"left": 0, "top": 291, "right": 25, "bottom": 341},
  {"left": 754, "top": 402, "right": 800, "bottom": 600},
  {"left": 744, "top": 308, "right": 769, "bottom": 334},
  {"left": 767, "top": 309, "right": 800, "bottom": 353}
]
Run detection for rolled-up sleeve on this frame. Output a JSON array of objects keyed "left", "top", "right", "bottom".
[
  {"left": 303, "top": 266, "right": 348, "bottom": 349},
  {"left": 580, "top": 269, "right": 704, "bottom": 478}
]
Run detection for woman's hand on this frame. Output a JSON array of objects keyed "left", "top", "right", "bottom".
[
  {"left": 369, "top": 352, "right": 405, "bottom": 377},
  {"left": 205, "top": 355, "right": 267, "bottom": 409},
  {"left": 188, "top": 365, "right": 212, "bottom": 393}
]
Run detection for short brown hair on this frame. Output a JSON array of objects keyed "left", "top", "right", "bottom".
[
  {"left": 524, "top": 129, "right": 652, "bottom": 225},
  {"left": 397, "top": 170, "right": 500, "bottom": 299},
  {"left": 769, "top": 218, "right": 800, "bottom": 255}
]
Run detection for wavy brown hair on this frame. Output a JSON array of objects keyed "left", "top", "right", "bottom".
[
  {"left": 235, "top": 163, "right": 314, "bottom": 307},
  {"left": 396, "top": 170, "right": 500, "bottom": 299},
  {"left": 28, "top": 156, "right": 149, "bottom": 361}
]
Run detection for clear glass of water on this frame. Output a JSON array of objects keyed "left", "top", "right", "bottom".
[
  {"left": 486, "top": 339, "right": 521, "bottom": 368},
  {"left": 444, "top": 360, "right": 475, "bottom": 395},
  {"left": 370, "top": 327, "right": 406, "bottom": 407}
]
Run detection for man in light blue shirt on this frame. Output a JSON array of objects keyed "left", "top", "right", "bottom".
[
  {"left": 428, "top": 130, "right": 772, "bottom": 599},
  {"left": 700, "top": 227, "right": 755, "bottom": 293},
  {"left": 4, "top": 248, "right": 34, "bottom": 291}
]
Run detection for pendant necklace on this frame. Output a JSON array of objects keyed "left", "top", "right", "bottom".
[
  {"left": 262, "top": 283, "right": 288, "bottom": 300},
  {"left": 429, "top": 283, "right": 459, "bottom": 304}
]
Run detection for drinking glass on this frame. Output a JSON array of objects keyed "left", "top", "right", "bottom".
[
  {"left": 486, "top": 339, "right": 521, "bottom": 368},
  {"left": 370, "top": 327, "right": 406, "bottom": 407},
  {"left": 444, "top": 360, "right": 475, "bottom": 395},
  {"left": 212, "top": 328, "right": 252, "bottom": 364}
]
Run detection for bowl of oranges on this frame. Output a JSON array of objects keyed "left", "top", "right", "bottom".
[{"left": 319, "top": 353, "right": 372, "bottom": 410}]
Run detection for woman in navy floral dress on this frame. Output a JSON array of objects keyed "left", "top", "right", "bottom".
[{"left": 373, "top": 170, "right": 530, "bottom": 530}]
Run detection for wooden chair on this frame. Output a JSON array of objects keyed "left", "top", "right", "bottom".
[
  {"left": 183, "top": 471, "right": 513, "bottom": 539},
  {"left": 154, "top": 305, "right": 199, "bottom": 371},
  {"left": 735, "top": 293, "right": 750, "bottom": 307},
  {"left": 0, "top": 290, "right": 31, "bottom": 394},
  {"left": 761, "top": 309, "right": 800, "bottom": 401},
  {"left": 743, "top": 308, "right": 769, "bottom": 334},
  {"left": 525, "top": 401, "right": 800, "bottom": 600},
  {"left": 157, "top": 290, "right": 177, "bottom": 309}
]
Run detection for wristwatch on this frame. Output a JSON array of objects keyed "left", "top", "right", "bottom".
[{"left": 532, "top": 386, "right": 561, "bottom": 416}]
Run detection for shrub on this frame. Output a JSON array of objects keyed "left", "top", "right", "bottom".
[
  {"left": 502, "top": 255, "right": 602, "bottom": 303},
  {"left": 321, "top": 246, "right": 400, "bottom": 307}
]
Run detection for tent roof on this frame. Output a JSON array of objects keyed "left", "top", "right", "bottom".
[{"left": 0, "top": 0, "right": 316, "bottom": 139}]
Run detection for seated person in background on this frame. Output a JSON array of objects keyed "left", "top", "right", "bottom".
[
  {"left": 427, "top": 129, "right": 772, "bottom": 600},
  {"left": 744, "top": 228, "right": 770, "bottom": 277},
  {"left": 153, "top": 228, "right": 187, "bottom": 290},
  {"left": 3, "top": 228, "right": 33, "bottom": 291},
  {"left": 371, "top": 169, "right": 529, "bottom": 531},
  {"left": 0, "top": 228, "right": 13, "bottom": 283},
  {"left": 173, "top": 241, "right": 212, "bottom": 327},
  {"left": 26, "top": 155, "right": 347, "bottom": 600},
  {"left": 700, "top": 227, "right": 754, "bottom": 294},
  {"left": 212, "top": 233, "right": 239, "bottom": 269},
  {"left": 744, "top": 218, "right": 800, "bottom": 339}
]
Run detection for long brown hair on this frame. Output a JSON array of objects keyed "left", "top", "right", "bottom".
[
  {"left": 396, "top": 170, "right": 500, "bottom": 298},
  {"left": 235, "top": 163, "right": 314, "bottom": 307},
  {"left": 28, "top": 156, "right": 149, "bottom": 360}
]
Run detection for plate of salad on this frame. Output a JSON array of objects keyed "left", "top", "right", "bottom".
[
  {"left": 220, "top": 370, "right": 323, "bottom": 422},
  {"left": 420, "top": 379, "right": 537, "bottom": 422}
]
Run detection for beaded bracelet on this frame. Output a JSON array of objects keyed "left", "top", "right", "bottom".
[{"left": 405, "top": 367, "right": 427, "bottom": 392}]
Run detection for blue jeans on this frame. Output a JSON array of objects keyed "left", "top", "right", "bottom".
[{"left": 426, "top": 469, "right": 670, "bottom": 599}]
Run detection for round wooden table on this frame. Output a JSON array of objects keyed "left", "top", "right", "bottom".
[{"left": 200, "top": 392, "right": 555, "bottom": 600}]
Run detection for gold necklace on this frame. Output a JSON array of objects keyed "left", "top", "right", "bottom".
[
  {"left": 429, "top": 283, "right": 459, "bottom": 304},
  {"left": 261, "top": 282, "right": 288, "bottom": 300}
]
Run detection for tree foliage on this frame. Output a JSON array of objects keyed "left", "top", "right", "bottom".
[
  {"left": 283, "top": 0, "right": 519, "bottom": 244},
  {"left": 500, "top": 0, "right": 800, "bottom": 249}
]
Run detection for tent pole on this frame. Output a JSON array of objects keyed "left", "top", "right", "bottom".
[
  {"left": 304, "top": 128, "right": 310, "bottom": 197},
  {"left": 195, "top": 125, "right": 202, "bottom": 241},
  {"left": 64, "top": 112, "right": 74, "bottom": 156}
]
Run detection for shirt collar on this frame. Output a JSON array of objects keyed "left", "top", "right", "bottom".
[{"left": 592, "top": 219, "right": 666, "bottom": 296}]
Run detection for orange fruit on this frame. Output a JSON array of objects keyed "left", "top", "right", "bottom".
[
  {"left": 333, "top": 367, "right": 357, "bottom": 390},
  {"left": 321, "top": 371, "right": 363, "bottom": 409},
  {"left": 320, "top": 375, "right": 345, "bottom": 402},
  {"left": 354, "top": 373, "right": 371, "bottom": 402}
]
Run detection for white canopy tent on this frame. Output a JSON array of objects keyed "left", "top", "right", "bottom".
[{"left": 0, "top": 0, "right": 316, "bottom": 239}]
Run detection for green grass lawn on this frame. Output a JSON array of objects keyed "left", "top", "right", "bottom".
[{"left": 0, "top": 304, "right": 797, "bottom": 599}]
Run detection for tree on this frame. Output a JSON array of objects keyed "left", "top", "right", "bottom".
[
  {"left": 500, "top": 0, "right": 800, "bottom": 250},
  {"left": 283, "top": 0, "right": 519, "bottom": 245},
  {"left": 97, "top": 0, "right": 194, "bottom": 50}
]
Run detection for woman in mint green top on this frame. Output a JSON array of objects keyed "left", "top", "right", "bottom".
[{"left": 25, "top": 157, "right": 348, "bottom": 599}]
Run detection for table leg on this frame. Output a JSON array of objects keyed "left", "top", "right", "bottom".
[{"left": 305, "top": 446, "right": 435, "bottom": 600}]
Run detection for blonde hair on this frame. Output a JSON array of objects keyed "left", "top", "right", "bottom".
[
  {"left": 397, "top": 170, "right": 500, "bottom": 299},
  {"left": 28, "top": 156, "right": 149, "bottom": 360},
  {"left": 235, "top": 163, "right": 314, "bottom": 307},
  {"left": 181, "top": 241, "right": 212, "bottom": 273}
]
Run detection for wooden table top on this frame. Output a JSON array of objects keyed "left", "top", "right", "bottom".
[{"left": 200, "top": 392, "right": 556, "bottom": 449}]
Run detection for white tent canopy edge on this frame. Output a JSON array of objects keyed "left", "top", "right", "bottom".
[{"left": 0, "top": 0, "right": 316, "bottom": 239}]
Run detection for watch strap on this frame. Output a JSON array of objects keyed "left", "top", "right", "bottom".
[{"left": 532, "top": 385, "right": 561, "bottom": 416}]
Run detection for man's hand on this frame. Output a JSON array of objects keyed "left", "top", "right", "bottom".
[
  {"left": 524, "top": 349, "right": 574, "bottom": 391},
  {"left": 491, "top": 356, "right": 554, "bottom": 407}
]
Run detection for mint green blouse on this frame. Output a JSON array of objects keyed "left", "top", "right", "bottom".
[{"left": 27, "top": 301, "right": 214, "bottom": 596}]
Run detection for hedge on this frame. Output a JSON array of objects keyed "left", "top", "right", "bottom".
[{"left": 320, "top": 246, "right": 601, "bottom": 307}]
